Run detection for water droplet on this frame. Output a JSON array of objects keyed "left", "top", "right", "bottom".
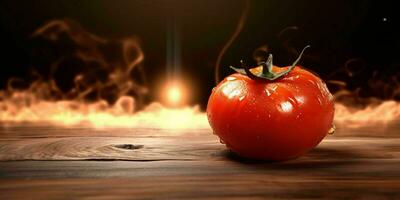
[
  {"left": 328, "top": 124, "right": 336, "bottom": 135},
  {"left": 288, "top": 97, "right": 297, "bottom": 105},
  {"left": 286, "top": 75, "right": 300, "bottom": 81},
  {"left": 226, "top": 77, "right": 236, "bottom": 81},
  {"left": 265, "top": 88, "right": 271, "bottom": 96},
  {"left": 279, "top": 101, "right": 293, "bottom": 113},
  {"left": 317, "top": 97, "right": 323, "bottom": 106},
  {"left": 221, "top": 80, "right": 245, "bottom": 99},
  {"left": 219, "top": 139, "right": 225, "bottom": 144},
  {"left": 296, "top": 96, "right": 305, "bottom": 104}
]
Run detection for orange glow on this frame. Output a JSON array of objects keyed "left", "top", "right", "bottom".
[
  {"left": 162, "top": 81, "right": 188, "bottom": 106},
  {"left": 167, "top": 86, "right": 182, "bottom": 104},
  {"left": 1, "top": 89, "right": 400, "bottom": 129},
  {"left": 334, "top": 101, "right": 400, "bottom": 128},
  {"left": 1, "top": 92, "right": 399, "bottom": 129},
  {"left": 0, "top": 93, "right": 207, "bottom": 129},
  {"left": 2, "top": 19, "right": 398, "bottom": 132}
]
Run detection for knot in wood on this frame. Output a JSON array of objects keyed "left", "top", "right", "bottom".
[{"left": 112, "top": 144, "right": 144, "bottom": 150}]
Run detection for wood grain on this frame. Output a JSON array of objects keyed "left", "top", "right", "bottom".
[
  {"left": 1, "top": 158, "right": 400, "bottom": 199},
  {"left": 0, "top": 136, "right": 223, "bottom": 161},
  {"left": 1, "top": 136, "right": 400, "bottom": 161},
  {"left": 0, "top": 124, "right": 400, "bottom": 199},
  {"left": 1, "top": 175, "right": 400, "bottom": 199}
]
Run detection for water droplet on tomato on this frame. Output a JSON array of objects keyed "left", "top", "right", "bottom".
[
  {"left": 295, "top": 96, "right": 305, "bottom": 105},
  {"left": 226, "top": 76, "right": 236, "bottom": 81},
  {"left": 279, "top": 101, "right": 293, "bottom": 113},
  {"left": 265, "top": 84, "right": 278, "bottom": 97},
  {"left": 317, "top": 97, "right": 323, "bottom": 106},
  {"left": 290, "top": 75, "right": 300, "bottom": 80},
  {"left": 288, "top": 97, "right": 297, "bottom": 105},
  {"left": 265, "top": 88, "right": 272, "bottom": 96},
  {"left": 221, "top": 80, "right": 246, "bottom": 99},
  {"left": 271, "top": 85, "right": 278, "bottom": 92},
  {"left": 328, "top": 124, "right": 336, "bottom": 135}
]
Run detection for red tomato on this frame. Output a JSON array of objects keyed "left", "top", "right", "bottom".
[{"left": 207, "top": 64, "right": 334, "bottom": 160}]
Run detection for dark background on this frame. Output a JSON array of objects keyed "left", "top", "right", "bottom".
[{"left": 0, "top": 0, "right": 399, "bottom": 109}]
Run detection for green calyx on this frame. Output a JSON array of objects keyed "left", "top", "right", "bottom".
[{"left": 230, "top": 45, "right": 310, "bottom": 81}]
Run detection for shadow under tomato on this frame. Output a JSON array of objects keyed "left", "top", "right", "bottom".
[{"left": 222, "top": 147, "right": 362, "bottom": 170}]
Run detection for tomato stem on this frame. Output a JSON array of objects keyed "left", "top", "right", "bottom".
[
  {"left": 261, "top": 54, "right": 273, "bottom": 76},
  {"left": 231, "top": 45, "right": 310, "bottom": 81}
]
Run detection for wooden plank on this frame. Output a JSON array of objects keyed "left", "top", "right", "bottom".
[
  {"left": 0, "top": 160, "right": 400, "bottom": 199},
  {"left": 1, "top": 157, "right": 400, "bottom": 179},
  {"left": 0, "top": 135, "right": 222, "bottom": 161},
  {"left": 1, "top": 177, "right": 398, "bottom": 200},
  {"left": 0, "top": 124, "right": 400, "bottom": 199},
  {"left": 0, "top": 121, "right": 399, "bottom": 139},
  {"left": 1, "top": 135, "right": 400, "bottom": 161}
]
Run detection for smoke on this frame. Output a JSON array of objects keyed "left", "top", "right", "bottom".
[
  {"left": 328, "top": 57, "right": 400, "bottom": 106},
  {"left": 247, "top": 26, "right": 400, "bottom": 130},
  {"left": 0, "top": 19, "right": 399, "bottom": 131},
  {"left": 9, "top": 19, "right": 147, "bottom": 107},
  {"left": 250, "top": 25, "right": 400, "bottom": 107},
  {"left": 0, "top": 19, "right": 212, "bottom": 129}
]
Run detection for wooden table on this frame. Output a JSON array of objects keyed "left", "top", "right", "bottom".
[{"left": 0, "top": 123, "right": 399, "bottom": 199}]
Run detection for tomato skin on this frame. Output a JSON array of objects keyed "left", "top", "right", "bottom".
[{"left": 207, "top": 66, "right": 334, "bottom": 160}]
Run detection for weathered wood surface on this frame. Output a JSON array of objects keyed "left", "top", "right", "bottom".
[
  {"left": 1, "top": 135, "right": 400, "bottom": 161},
  {"left": 0, "top": 123, "right": 400, "bottom": 199}
]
